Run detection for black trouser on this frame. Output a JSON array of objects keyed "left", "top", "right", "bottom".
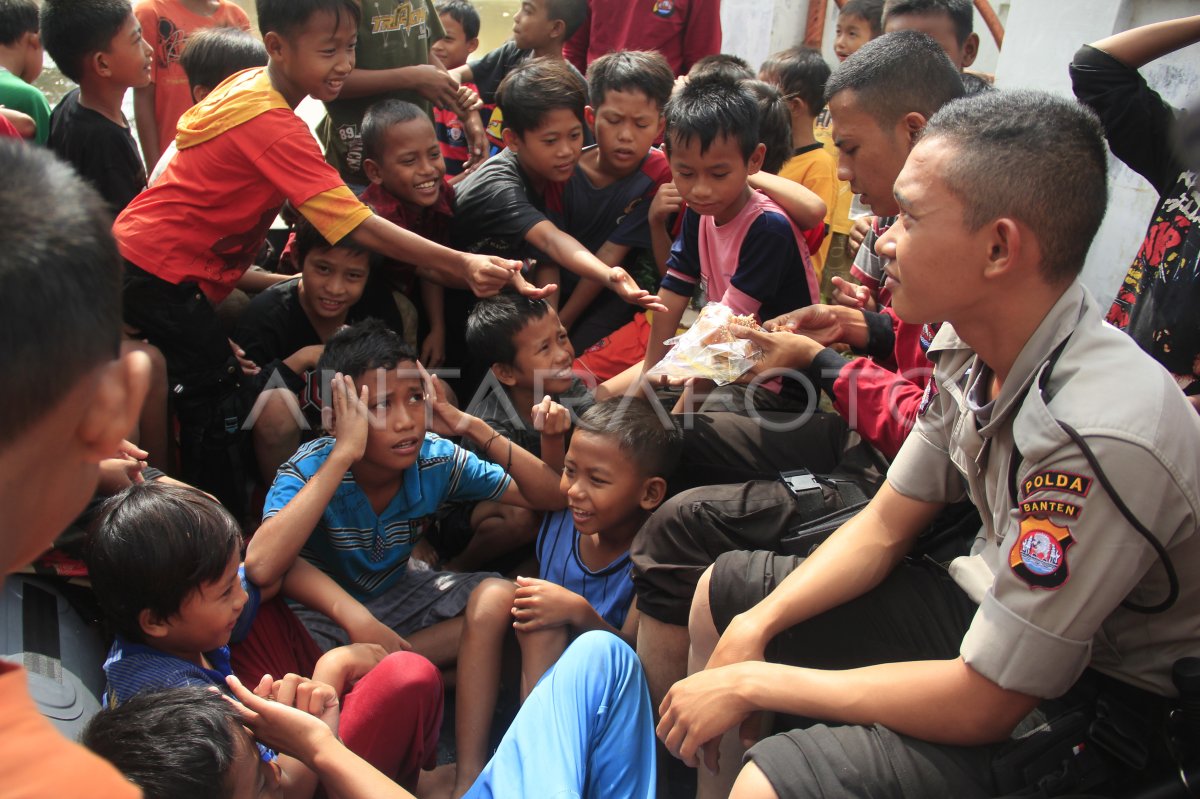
[
  {"left": 710, "top": 550, "right": 1177, "bottom": 798},
  {"left": 123, "top": 262, "right": 248, "bottom": 518}
]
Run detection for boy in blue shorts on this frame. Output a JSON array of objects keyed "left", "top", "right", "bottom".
[
  {"left": 245, "top": 319, "right": 566, "bottom": 666},
  {"left": 87, "top": 480, "right": 443, "bottom": 793},
  {"left": 453, "top": 397, "right": 679, "bottom": 795}
]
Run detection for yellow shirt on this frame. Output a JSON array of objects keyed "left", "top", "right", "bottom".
[
  {"left": 779, "top": 143, "right": 839, "bottom": 279},
  {"left": 813, "top": 107, "right": 853, "bottom": 237}
]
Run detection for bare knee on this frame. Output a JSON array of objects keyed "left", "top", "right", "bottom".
[{"left": 466, "top": 577, "right": 517, "bottom": 624}]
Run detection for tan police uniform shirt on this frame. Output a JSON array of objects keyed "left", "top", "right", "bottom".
[{"left": 888, "top": 281, "right": 1200, "bottom": 698}]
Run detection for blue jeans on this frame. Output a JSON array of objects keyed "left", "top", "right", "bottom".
[{"left": 464, "top": 631, "right": 656, "bottom": 799}]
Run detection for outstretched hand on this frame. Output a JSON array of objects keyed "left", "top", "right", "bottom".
[
  {"left": 531, "top": 395, "right": 571, "bottom": 437},
  {"left": 609, "top": 267, "right": 668, "bottom": 313},
  {"left": 223, "top": 673, "right": 340, "bottom": 761},
  {"left": 730, "top": 324, "right": 824, "bottom": 375},
  {"left": 830, "top": 275, "right": 875, "bottom": 310},
  {"left": 763, "top": 304, "right": 845, "bottom": 345}
]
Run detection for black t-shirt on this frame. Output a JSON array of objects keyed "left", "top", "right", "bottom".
[
  {"left": 469, "top": 40, "right": 528, "bottom": 104},
  {"left": 1071, "top": 44, "right": 1200, "bottom": 392},
  {"left": 49, "top": 88, "right": 146, "bottom": 213},
  {"left": 451, "top": 148, "right": 557, "bottom": 261}
]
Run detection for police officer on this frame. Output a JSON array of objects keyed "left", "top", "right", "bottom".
[{"left": 655, "top": 89, "right": 1200, "bottom": 797}]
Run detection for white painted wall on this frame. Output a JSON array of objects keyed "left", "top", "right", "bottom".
[{"left": 720, "top": 0, "right": 807, "bottom": 69}]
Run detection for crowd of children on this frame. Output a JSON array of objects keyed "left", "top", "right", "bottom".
[{"left": 3, "top": 0, "right": 1200, "bottom": 797}]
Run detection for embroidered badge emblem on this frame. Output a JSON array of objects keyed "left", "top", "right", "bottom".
[
  {"left": 1021, "top": 470, "right": 1092, "bottom": 499},
  {"left": 652, "top": 0, "right": 674, "bottom": 17},
  {"left": 1009, "top": 517, "right": 1074, "bottom": 589}
]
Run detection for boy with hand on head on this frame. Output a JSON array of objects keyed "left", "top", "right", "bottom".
[
  {"left": 0, "top": 139, "right": 149, "bottom": 799},
  {"left": 88, "top": 481, "right": 444, "bottom": 796},
  {"left": 760, "top": 47, "right": 838, "bottom": 280},
  {"left": 0, "top": 0, "right": 50, "bottom": 144},
  {"left": 245, "top": 319, "right": 566, "bottom": 667},
  {"left": 432, "top": 0, "right": 483, "bottom": 176},
  {"left": 642, "top": 73, "right": 820, "bottom": 409},
  {"left": 360, "top": 99, "right": 453, "bottom": 369},
  {"left": 453, "top": 397, "right": 680, "bottom": 796},
  {"left": 115, "top": 0, "right": 543, "bottom": 515},
  {"left": 42, "top": 0, "right": 152, "bottom": 213},
  {"left": 131, "top": 0, "right": 251, "bottom": 168},
  {"left": 236, "top": 217, "right": 405, "bottom": 483},
  {"left": 453, "top": 57, "right": 666, "bottom": 318}
]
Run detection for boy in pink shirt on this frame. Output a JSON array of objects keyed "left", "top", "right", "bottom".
[{"left": 643, "top": 73, "right": 818, "bottom": 407}]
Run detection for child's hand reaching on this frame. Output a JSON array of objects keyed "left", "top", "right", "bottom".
[
  {"left": 96, "top": 439, "right": 149, "bottom": 494},
  {"left": 829, "top": 276, "right": 876, "bottom": 311},
  {"left": 532, "top": 396, "right": 571, "bottom": 438},
  {"left": 315, "top": 643, "right": 389, "bottom": 697},
  {"left": 511, "top": 576, "right": 588, "bottom": 631},
  {"left": 326, "top": 372, "right": 370, "bottom": 465},
  {"left": 608, "top": 267, "right": 668, "bottom": 313}
]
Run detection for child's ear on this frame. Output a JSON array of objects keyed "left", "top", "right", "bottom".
[
  {"left": 491, "top": 362, "right": 519, "bottom": 388},
  {"left": 789, "top": 96, "right": 810, "bottom": 119},
  {"left": 91, "top": 49, "right": 112, "bottom": 79},
  {"left": 502, "top": 127, "right": 522, "bottom": 154},
  {"left": 467, "top": 37, "right": 479, "bottom": 55},
  {"left": 548, "top": 19, "right": 566, "bottom": 42},
  {"left": 138, "top": 608, "right": 171, "bottom": 640},
  {"left": 961, "top": 32, "right": 980, "bottom": 69},
  {"left": 76, "top": 351, "right": 151, "bottom": 466},
  {"left": 638, "top": 476, "right": 667, "bottom": 511},
  {"left": 363, "top": 157, "right": 384, "bottom": 185},
  {"left": 746, "top": 142, "right": 767, "bottom": 176},
  {"left": 584, "top": 105, "right": 596, "bottom": 132},
  {"left": 262, "top": 31, "right": 287, "bottom": 62},
  {"left": 192, "top": 85, "right": 211, "bottom": 104}
]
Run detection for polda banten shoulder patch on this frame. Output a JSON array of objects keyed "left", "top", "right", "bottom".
[
  {"left": 1019, "top": 498, "right": 1082, "bottom": 520},
  {"left": 1021, "top": 470, "right": 1092, "bottom": 499},
  {"left": 1009, "top": 517, "right": 1074, "bottom": 589}
]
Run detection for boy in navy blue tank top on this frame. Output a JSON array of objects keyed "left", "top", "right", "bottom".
[{"left": 451, "top": 397, "right": 680, "bottom": 795}]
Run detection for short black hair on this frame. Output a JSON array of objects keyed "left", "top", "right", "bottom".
[
  {"left": 665, "top": 72, "right": 760, "bottom": 162},
  {"left": 39, "top": 0, "right": 132, "bottom": 84},
  {"left": 824, "top": 30, "right": 964, "bottom": 127},
  {"left": 361, "top": 98, "right": 429, "bottom": 162},
  {"left": 179, "top": 26, "right": 267, "bottom": 92},
  {"left": 0, "top": 141, "right": 121, "bottom": 449},
  {"left": 82, "top": 687, "right": 240, "bottom": 799},
  {"left": 436, "top": 0, "right": 480, "bottom": 40},
  {"left": 291, "top": 215, "right": 371, "bottom": 269},
  {"left": 318, "top": 317, "right": 418, "bottom": 381},
  {"left": 840, "top": 0, "right": 884, "bottom": 35},
  {"left": 256, "top": 0, "right": 360, "bottom": 39},
  {"left": 760, "top": 46, "right": 831, "bottom": 117},
  {"left": 0, "top": 0, "right": 38, "bottom": 46},
  {"left": 575, "top": 398, "right": 681, "bottom": 480},
  {"left": 545, "top": 0, "right": 587, "bottom": 39},
  {"left": 587, "top": 50, "right": 673, "bottom": 112},
  {"left": 466, "top": 292, "right": 553, "bottom": 368},
  {"left": 920, "top": 90, "right": 1108, "bottom": 283},
  {"left": 687, "top": 53, "right": 754, "bottom": 82},
  {"left": 883, "top": 0, "right": 973, "bottom": 44},
  {"left": 497, "top": 56, "right": 587, "bottom": 137},
  {"left": 742, "top": 79, "right": 791, "bottom": 174},
  {"left": 87, "top": 482, "right": 243, "bottom": 643}
]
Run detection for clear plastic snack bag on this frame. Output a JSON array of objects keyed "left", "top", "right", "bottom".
[{"left": 645, "top": 303, "right": 763, "bottom": 386}]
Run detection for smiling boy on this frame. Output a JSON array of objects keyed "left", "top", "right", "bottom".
[{"left": 246, "top": 320, "right": 566, "bottom": 666}]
